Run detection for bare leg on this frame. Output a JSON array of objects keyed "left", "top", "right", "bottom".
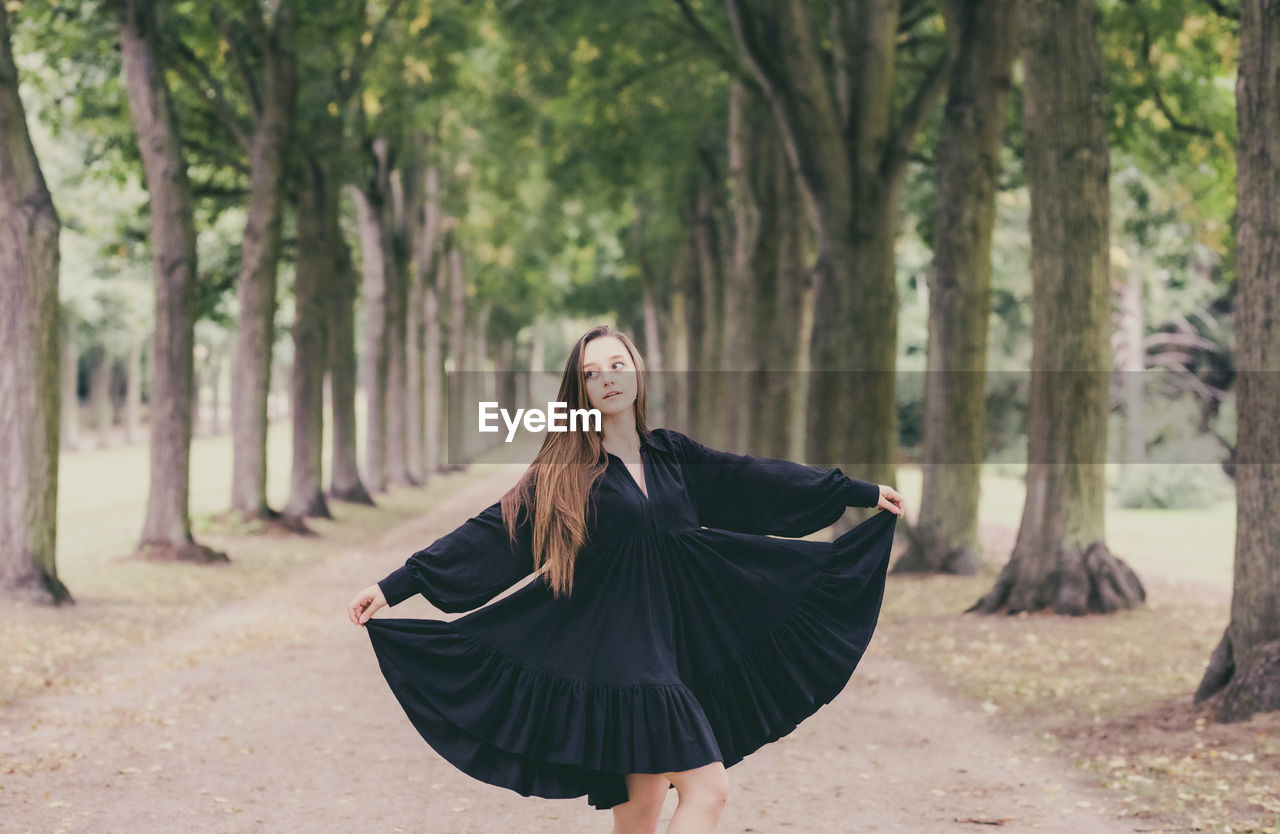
[
  {"left": 663, "top": 761, "right": 729, "bottom": 834},
  {"left": 611, "top": 772, "right": 672, "bottom": 834}
]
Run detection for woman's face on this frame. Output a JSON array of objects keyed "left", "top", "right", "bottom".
[{"left": 581, "top": 335, "right": 638, "bottom": 418}]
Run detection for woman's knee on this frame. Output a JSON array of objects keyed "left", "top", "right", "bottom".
[
  {"left": 611, "top": 773, "right": 670, "bottom": 833},
  {"left": 667, "top": 762, "right": 730, "bottom": 810}
]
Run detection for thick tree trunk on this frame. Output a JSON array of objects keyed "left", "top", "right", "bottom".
[
  {"left": 352, "top": 177, "right": 389, "bottom": 491},
  {"left": 327, "top": 172, "right": 372, "bottom": 505},
  {"left": 723, "top": 0, "right": 946, "bottom": 502},
  {"left": 284, "top": 157, "right": 331, "bottom": 521},
  {"left": 893, "top": 0, "right": 1020, "bottom": 576},
  {"left": 229, "top": 14, "right": 297, "bottom": 518},
  {"left": 747, "top": 107, "right": 806, "bottom": 460},
  {"left": 117, "top": 0, "right": 223, "bottom": 562},
  {"left": 124, "top": 334, "right": 142, "bottom": 444},
  {"left": 59, "top": 328, "right": 79, "bottom": 451},
  {"left": 968, "top": 0, "right": 1142, "bottom": 614},
  {"left": 0, "top": 6, "right": 71, "bottom": 603},
  {"left": 1194, "top": 0, "right": 1280, "bottom": 723}
]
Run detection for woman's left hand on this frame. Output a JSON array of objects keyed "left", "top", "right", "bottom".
[{"left": 876, "top": 484, "right": 905, "bottom": 517}]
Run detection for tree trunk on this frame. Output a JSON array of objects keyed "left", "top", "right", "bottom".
[
  {"left": 471, "top": 302, "right": 492, "bottom": 457},
  {"left": 415, "top": 162, "right": 442, "bottom": 481},
  {"left": 0, "top": 6, "right": 71, "bottom": 603},
  {"left": 229, "top": 12, "right": 297, "bottom": 518},
  {"left": 893, "top": 0, "right": 1020, "bottom": 576},
  {"left": 723, "top": 80, "right": 759, "bottom": 452},
  {"left": 691, "top": 174, "right": 724, "bottom": 444},
  {"left": 284, "top": 157, "right": 331, "bottom": 521},
  {"left": 447, "top": 239, "right": 468, "bottom": 464},
  {"left": 117, "top": 0, "right": 223, "bottom": 562},
  {"left": 1194, "top": 0, "right": 1280, "bottom": 723},
  {"left": 209, "top": 341, "right": 223, "bottom": 434},
  {"left": 124, "top": 333, "right": 142, "bottom": 444},
  {"left": 59, "top": 327, "right": 79, "bottom": 451},
  {"left": 1116, "top": 263, "right": 1146, "bottom": 470},
  {"left": 327, "top": 171, "right": 372, "bottom": 504},
  {"left": 384, "top": 163, "right": 413, "bottom": 487},
  {"left": 661, "top": 238, "right": 693, "bottom": 433},
  {"left": 353, "top": 175, "right": 389, "bottom": 491},
  {"left": 723, "top": 0, "right": 926, "bottom": 505},
  {"left": 748, "top": 106, "right": 806, "bottom": 460},
  {"left": 968, "top": 0, "right": 1142, "bottom": 615},
  {"left": 191, "top": 353, "right": 203, "bottom": 436},
  {"left": 89, "top": 348, "right": 113, "bottom": 447}
]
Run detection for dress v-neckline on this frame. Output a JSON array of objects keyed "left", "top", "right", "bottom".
[{"left": 607, "top": 449, "right": 650, "bottom": 503}]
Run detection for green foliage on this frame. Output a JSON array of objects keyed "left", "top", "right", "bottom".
[
  {"left": 1100, "top": 0, "right": 1237, "bottom": 261},
  {"left": 1115, "top": 463, "right": 1231, "bottom": 509}
]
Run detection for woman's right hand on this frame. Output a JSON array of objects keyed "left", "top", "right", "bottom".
[
  {"left": 347, "top": 584, "right": 388, "bottom": 626},
  {"left": 877, "top": 484, "right": 906, "bottom": 517}
]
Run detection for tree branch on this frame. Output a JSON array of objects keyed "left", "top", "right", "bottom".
[
  {"left": 883, "top": 50, "right": 949, "bottom": 178},
  {"left": 167, "top": 39, "right": 253, "bottom": 155},
  {"left": 1124, "top": 0, "right": 1217, "bottom": 138},
  {"left": 672, "top": 0, "right": 735, "bottom": 66},
  {"left": 1199, "top": 0, "right": 1240, "bottom": 20},
  {"left": 209, "top": 4, "right": 263, "bottom": 117},
  {"left": 339, "top": 0, "right": 406, "bottom": 102},
  {"left": 182, "top": 135, "right": 251, "bottom": 176}
]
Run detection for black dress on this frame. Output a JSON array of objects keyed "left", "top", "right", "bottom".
[{"left": 364, "top": 427, "right": 898, "bottom": 810}]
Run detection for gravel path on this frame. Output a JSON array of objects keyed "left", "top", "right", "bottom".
[{"left": 1, "top": 468, "right": 1138, "bottom": 833}]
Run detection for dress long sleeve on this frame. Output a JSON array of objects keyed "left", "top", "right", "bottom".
[
  {"left": 377, "top": 499, "right": 536, "bottom": 612},
  {"left": 671, "top": 430, "right": 882, "bottom": 537}
]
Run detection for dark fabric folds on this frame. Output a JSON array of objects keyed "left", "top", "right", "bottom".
[{"left": 363, "top": 504, "right": 897, "bottom": 810}]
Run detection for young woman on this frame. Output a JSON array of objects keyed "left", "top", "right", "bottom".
[{"left": 347, "top": 324, "right": 904, "bottom": 834}]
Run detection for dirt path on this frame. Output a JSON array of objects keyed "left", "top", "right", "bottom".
[{"left": 1, "top": 468, "right": 1137, "bottom": 833}]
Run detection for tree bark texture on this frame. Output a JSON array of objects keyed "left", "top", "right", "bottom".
[
  {"left": 59, "top": 329, "right": 79, "bottom": 451},
  {"left": 0, "top": 6, "right": 71, "bottom": 603},
  {"left": 1194, "top": 0, "right": 1280, "bottom": 723},
  {"left": 326, "top": 170, "right": 371, "bottom": 504},
  {"left": 117, "top": 0, "right": 223, "bottom": 562},
  {"left": 384, "top": 163, "right": 415, "bottom": 487},
  {"left": 229, "top": 9, "right": 297, "bottom": 517},
  {"left": 284, "top": 156, "right": 332, "bottom": 520},
  {"left": 447, "top": 239, "right": 468, "bottom": 464},
  {"left": 968, "top": 0, "right": 1142, "bottom": 614},
  {"left": 353, "top": 176, "right": 389, "bottom": 490},
  {"left": 894, "top": 0, "right": 1020, "bottom": 576},
  {"left": 723, "top": 0, "right": 948, "bottom": 500}
]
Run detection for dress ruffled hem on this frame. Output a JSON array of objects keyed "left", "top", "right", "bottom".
[
  {"left": 686, "top": 508, "right": 897, "bottom": 767},
  {"left": 364, "top": 507, "right": 896, "bottom": 811}
]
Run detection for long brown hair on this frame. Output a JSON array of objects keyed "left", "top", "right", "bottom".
[{"left": 500, "top": 324, "right": 650, "bottom": 599}]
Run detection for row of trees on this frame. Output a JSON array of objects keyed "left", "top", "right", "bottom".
[{"left": 1, "top": 0, "right": 1275, "bottom": 721}]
